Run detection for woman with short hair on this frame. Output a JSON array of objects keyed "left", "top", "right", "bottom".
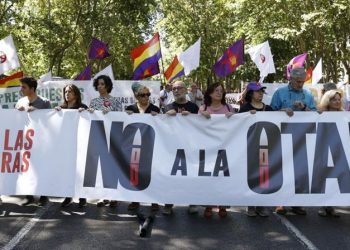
[
  {"left": 125, "top": 82, "right": 160, "bottom": 211},
  {"left": 88, "top": 75, "right": 122, "bottom": 207}
]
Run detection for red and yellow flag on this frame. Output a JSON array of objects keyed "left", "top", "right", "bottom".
[
  {"left": 0, "top": 71, "right": 23, "bottom": 88},
  {"left": 304, "top": 67, "right": 313, "bottom": 84}
]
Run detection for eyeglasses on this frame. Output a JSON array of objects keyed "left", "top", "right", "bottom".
[
  {"left": 172, "top": 86, "right": 184, "bottom": 91},
  {"left": 137, "top": 93, "right": 151, "bottom": 97}
]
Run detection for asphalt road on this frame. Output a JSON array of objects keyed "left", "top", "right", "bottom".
[{"left": 0, "top": 196, "right": 349, "bottom": 250}]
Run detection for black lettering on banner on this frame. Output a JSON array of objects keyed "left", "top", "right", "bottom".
[
  {"left": 198, "top": 149, "right": 210, "bottom": 176},
  {"left": 213, "top": 150, "right": 229, "bottom": 176},
  {"left": 247, "top": 122, "right": 283, "bottom": 194},
  {"left": 171, "top": 149, "right": 187, "bottom": 176},
  {"left": 311, "top": 123, "right": 350, "bottom": 193},
  {"left": 281, "top": 123, "right": 316, "bottom": 193},
  {"left": 83, "top": 121, "right": 155, "bottom": 191},
  {"left": 111, "top": 122, "right": 155, "bottom": 190}
]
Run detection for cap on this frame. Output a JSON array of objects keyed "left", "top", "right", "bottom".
[
  {"left": 290, "top": 67, "right": 307, "bottom": 79},
  {"left": 246, "top": 82, "right": 266, "bottom": 92}
]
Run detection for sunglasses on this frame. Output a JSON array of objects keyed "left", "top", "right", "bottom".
[{"left": 137, "top": 93, "right": 151, "bottom": 97}]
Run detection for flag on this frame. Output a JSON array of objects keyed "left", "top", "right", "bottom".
[
  {"left": 75, "top": 64, "right": 91, "bottom": 80},
  {"left": 131, "top": 33, "right": 161, "bottom": 80},
  {"left": 213, "top": 38, "right": 244, "bottom": 77},
  {"left": 0, "top": 35, "right": 21, "bottom": 75},
  {"left": 0, "top": 71, "right": 23, "bottom": 88},
  {"left": 286, "top": 53, "right": 307, "bottom": 79},
  {"left": 38, "top": 71, "right": 52, "bottom": 84},
  {"left": 304, "top": 67, "right": 313, "bottom": 84},
  {"left": 178, "top": 38, "right": 201, "bottom": 76},
  {"left": 164, "top": 56, "right": 184, "bottom": 83},
  {"left": 88, "top": 38, "right": 110, "bottom": 60},
  {"left": 312, "top": 58, "right": 322, "bottom": 85},
  {"left": 247, "top": 41, "right": 275, "bottom": 81},
  {"left": 94, "top": 64, "right": 115, "bottom": 80}
]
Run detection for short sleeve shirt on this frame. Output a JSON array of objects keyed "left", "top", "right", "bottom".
[
  {"left": 165, "top": 101, "right": 199, "bottom": 114},
  {"left": 15, "top": 96, "right": 51, "bottom": 109},
  {"left": 270, "top": 85, "right": 316, "bottom": 111},
  {"left": 89, "top": 96, "right": 122, "bottom": 111}
]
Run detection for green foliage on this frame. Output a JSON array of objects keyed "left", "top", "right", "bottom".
[{"left": 0, "top": 0, "right": 349, "bottom": 86}]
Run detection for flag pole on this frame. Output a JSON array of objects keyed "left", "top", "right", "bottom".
[
  {"left": 159, "top": 58, "right": 166, "bottom": 85},
  {"left": 158, "top": 33, "right": 166, "bottom": 86}
]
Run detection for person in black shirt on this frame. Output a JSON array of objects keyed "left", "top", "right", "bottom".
[
  {"left": 55, "top": 84, "right": 88, "bottom": 208},
  {"left": 163, "top": 80, "right": 198, "bottom": 215},
  {"left": 239, "top": 82, "right": 273, "bottom": 113},
  {"left": 165, "top": 81, "right": 199, "bottom": 115},
  {"left": 126, "top": 82, "right": 160, "bottom": 114},
  {"left": 125, "top": 82, "right": 160, "bottom": 211},
  {"left": 239, "top": 82, "right": 272, "bottom": 217}
]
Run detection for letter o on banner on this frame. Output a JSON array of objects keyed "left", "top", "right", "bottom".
[{"left": 247, "top": 122, "right": 283, "bottom": 194}]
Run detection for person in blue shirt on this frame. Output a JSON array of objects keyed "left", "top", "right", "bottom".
[
  {"left": 270, "top": 67, "right": 316, "bottom": 216},
  {"left": 270, "top": 67, "right": 316, "bottom": 116}
]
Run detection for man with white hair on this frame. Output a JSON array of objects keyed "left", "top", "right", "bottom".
[
  {"left": 270, "top": 67, "right": 316, "bottom": 116},
  {"left": 270, "top": 67, "right": 316, "bottom": 216}
]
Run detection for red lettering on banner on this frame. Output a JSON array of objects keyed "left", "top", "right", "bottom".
[
  {"left": 14, "top": 130, "right": 24, "bottom": 150},
  {"left": 1, "top": 129, "right": 35, "bottom": 174},
  {"left": 1, "top": 152, "right": 12, "bottom": 173},
  {"left": 22, "top": 151, "right": 30, "bottom": 172},
  {"left": 24, "top": 129, "right": 34, "bottom": 150},
  {"left": 4, "top": 129, "right": 13, "bottom": 150},
  {"left": 12, "top": 152, "right": 21, "bottom": 172}
]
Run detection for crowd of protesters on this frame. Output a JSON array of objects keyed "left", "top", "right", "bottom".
[{"left": 0, "top": 67, "right": 345, "bottom": 218}]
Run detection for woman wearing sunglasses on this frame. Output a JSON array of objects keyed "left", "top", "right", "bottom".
[
  {"left": 125, "top": 82, "right": 160, "bottom": 211},
  {"left": 126, "top": 82, "right": 160, "bottom": 114}
]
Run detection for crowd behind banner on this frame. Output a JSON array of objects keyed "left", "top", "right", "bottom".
[
  {"left": 0, "top": 80, "right": 160, "bottom": 109},
  {"left": 0, "top": 71, "right": 349, "bottom": 219}
]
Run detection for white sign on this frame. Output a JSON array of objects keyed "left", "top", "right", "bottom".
[{"left": 0, "top": 80, "right": 160, "bottom": 110}]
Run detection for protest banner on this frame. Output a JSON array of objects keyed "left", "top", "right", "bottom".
[{"left": 1, "top": 110, "right": 350, "bottom": 206}]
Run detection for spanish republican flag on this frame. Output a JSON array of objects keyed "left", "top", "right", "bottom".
[
  {"left": 0, "top": 71, "right": 23, "bottom": 88},
  {"left": 304, "top": 67, "right": 313, "bottom": 84},
  {"left": 131, "top": 33, "right": 162, "bottom": 80},
  {"left": 164, "top": 56, "right": 184, "bottom": 83}
]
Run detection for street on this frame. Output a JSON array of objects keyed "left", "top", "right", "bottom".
[{"left": 0, "top": 196, "right": 349, "bottom": 250}]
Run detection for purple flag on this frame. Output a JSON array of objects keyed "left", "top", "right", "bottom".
[
  {"left": 75, "top": 64, "right": 92, "bottom": 80},
  {"left": 88, "top": 38, "right": 110, "bottom": 60},
  {"left": 286, "top": 53, "right": 308, "bottom": 79},
  {"left": 213, "top": 38, "right": 244, "bottom": 77}
]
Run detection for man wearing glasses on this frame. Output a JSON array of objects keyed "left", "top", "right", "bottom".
[
  {"left": 270, "top": 67, "right": 316, "bottom": 216},
  {"left": 165, "top": 81, "right": 199, "bottom": 115},
  {"left": 163, "top": 80, "right": 199, "bottom": 215}
]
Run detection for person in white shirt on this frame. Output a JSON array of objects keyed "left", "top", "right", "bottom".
[
  {"left": 187, "top": 83, "right": 203, "bottom": 108},
  {"left": 159, "top": 83, "right": 173, "bottom": 112}
]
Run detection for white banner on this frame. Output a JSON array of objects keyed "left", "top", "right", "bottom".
[
  {"left": 0, "top": 80, "right": 160, "bottom": 110},
  {"left": 1, "top": 110, "right": 350, "bottom": 206}
]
